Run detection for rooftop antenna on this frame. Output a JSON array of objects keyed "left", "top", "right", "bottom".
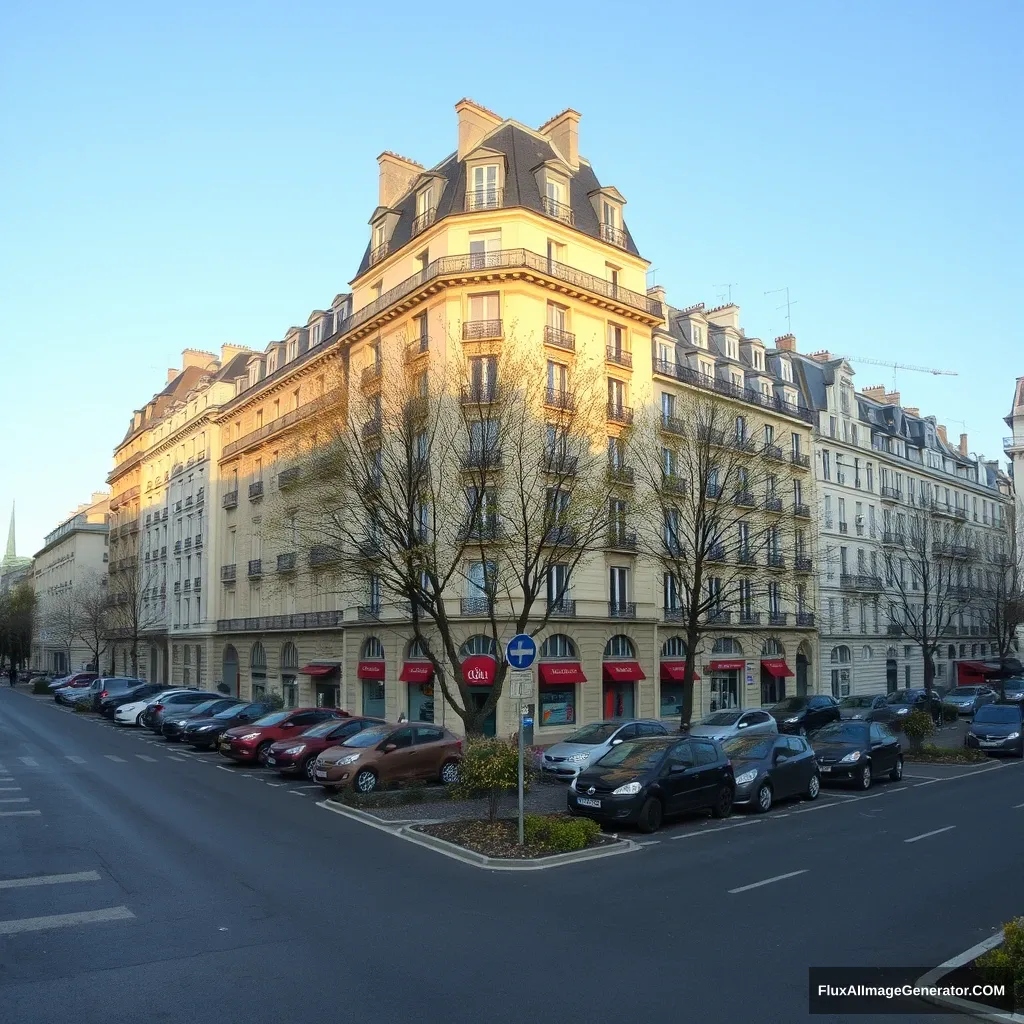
[
  {"left": 713, "top": 282, "right": 738, "bottom": 304},
  {"left": 840, "top": 355, "right": 958, "bottom": 390},
  {"left": 764, "top": 287, "right": 797, "bottom": 332}
]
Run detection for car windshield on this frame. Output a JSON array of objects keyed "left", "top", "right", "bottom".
[
  {"left": 886, "top": 691, "right": 912, "bottom": 704},
  {"left": 973, "top": 706, "right": 1021, "bottom": 723},
  {"left": 253, "top": 712, "right": 290, "bottom": 727},
  {"left": 722, "top": 736, "right": 773, "bottom": 760},
  {"left": 342, "top": 725, "right": 392, "bottom": 748},
  {"left": 187, "top": 700, "right": 221, "bottom": 716},
  {"left": 302, "top": 720, "right": 348, "bottom": 738},
  {"left": 813, "top": 722, "right": 869, "bottom": 743},
  {"left": 563, "top": 723, "right": 619, "bottom": 745},
  {"left": 840, "top": 696, "right": 875, "bottom": 708},
  {"left": 213, "top": 703, "right": 251, "bottom": 720},
  {"left": 950, "top": 688, "right": 980, "bottom": 696},
  {"left": 771, "top": 697, "right": 807, "bottom": 712},
  {"left": 594, "top": 739, "right": 671, "bottom": 771},
  {"left": 701, "top": 712, "right": 742, "bottom": 726}
]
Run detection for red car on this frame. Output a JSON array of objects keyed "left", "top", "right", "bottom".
[
  {"left": 265, "top": 717, "right": 385, "bottom": 780},
  {"left": 219, "top": 707, "right": 347, "bottom": 765}
]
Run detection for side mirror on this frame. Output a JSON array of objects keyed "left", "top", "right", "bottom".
[
  {"left": 383, "top": 743, "right": 398, "bottom": 753},
  {"left": 611, "top": 738, "right": 623, "bottom": 746},
  {"left": 772, "top": 750, "right": 784, "bottom": 762}
]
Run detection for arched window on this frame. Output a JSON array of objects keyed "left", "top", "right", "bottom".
[
  {"left": 603, "top": 635, "right": 635, "bottom": 659},
  {"left": 830, "top": 645, "right": 852, "bottom": 664},
  {"left": 830, "top": 645, "right": 852, "bottom": 697},
  {"left": 408, "top": 637, "right": 428, "bottom": 659},
  {"left": 363, "top": 636, "right": 385, "bottom": 660},
  {"left": 861, "top": 646, "right": 873, "bottom": 662},
  {"left": 459, "top": 635, "right": 496, "bottom": 658},
  {"left": 281, "top": 642, "right": 298, "bottom": 708},
  {"left": 281, "top": 642, "right": 299, "bottom": 670},
  {"left": 712, "top": 637, "right": 740, "bottom": 655},
  {"left": 251, "top": 642, "right": 267, "bottom": 670},
  {"left": 761, "top": 638, "right": 784, "bottom": 657},
  {"left": 541, "top": 634, "right": 577, "bottom": 659},
  {"left": 661, "top": 636, "right": 688, "bottom": 658}
]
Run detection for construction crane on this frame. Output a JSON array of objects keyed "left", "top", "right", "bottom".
[{"left": 838, "top": 355, "right": 958, "bottom": 389}]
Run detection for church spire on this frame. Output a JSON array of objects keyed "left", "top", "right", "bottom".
[{"left": 4, "top": 502, "right": 14, "bottom": 562}]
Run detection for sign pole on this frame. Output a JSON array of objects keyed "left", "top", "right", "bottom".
[
  {"left": 504, "top": 634, "right": 537, "bottom": 849},
  {"left": 517, "top": 699, "right": 525, "bottom": 845}
]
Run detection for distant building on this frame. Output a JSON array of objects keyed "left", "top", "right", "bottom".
[
  {"left": 0, "top": 503, "right": 33, "bottom": 594},
  {"left": 1003, "top": 377, "right": 1024, "bottom": 556}
]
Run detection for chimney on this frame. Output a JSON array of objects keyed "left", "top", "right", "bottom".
[
  {"left": 937, "top": 424, "right": 948, "bottom": 444},
  {"left": 181, "top": 348, "right": 218, "bottom": 371},
  {"left": 539, "top": 108, "right": 581, "bottom": 170},
  {"left": 647, "top": 285, "right": 667, "bottom": 321},
  {"left": 882, "top": 391, "right": 901, "bottom": 406},
  {"left": 377, "top": 151, "right": 423, "bottom": 209},
  {"left": 861, "top": 386, "right": 887, "bottom": 400},
  {"left": 455, "top": 98, "right": 502, "bottom": 160},
  {"left": 810, "top": 350, "right": 832, "bottom": 364},
  {"left": 904, "top": 406, "right": 920, "bottom": 416},
  {"left": 166, "top": 368, "right": 178, "bottom": 384},
  {"left": 220, "top": 343, "right": 253, "bottom": 363},
  {"left": 959, "top": 432, "right": 969, "bottom": 456},
  {"left": 775, "top": 333, "right": 797, "bottom": 352}
]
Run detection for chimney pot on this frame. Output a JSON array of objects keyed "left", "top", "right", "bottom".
[
  {"left": 959, "top": 432, "right": 969, "bottom": 456},
  {"left": 937, "top": 424, "right": 948, "bottom": 444},
  {"left": 774, "top": 333, "right": 797, "bottom": 352}
]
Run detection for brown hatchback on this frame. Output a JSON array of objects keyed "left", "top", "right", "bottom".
[{"left": 314, "top": 722, "right": 462, "bottom": 792}]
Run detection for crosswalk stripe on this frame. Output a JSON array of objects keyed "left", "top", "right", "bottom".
[
  {"left": 0, "top": 787, "right": 21, "bottom": 792},
  {"left": 66, "top": 755, "right": 85, "bottom": 764},
  {"left": 0, "top": 777, "right": 12, "bottom": 782},
  {"left": 104, "top": 755, "right": 127, "bottom": 763},
  {"left": 0, "top": 810, "right": 41, "bottom": 817},
  {"left": 0, "top": 798, "right": 29, "bottom": 804},
  {"left": 0, "top": 871, "right": 100, "bottom": 890},
  {"left": 135, "top": 755, "right": 157, "bottom": 762},
  {"left": 18, "top": 757, "right": 38, "bottom": 767},
  {"left": 0, "top": 906, "right": 134, "bottom": 935}
]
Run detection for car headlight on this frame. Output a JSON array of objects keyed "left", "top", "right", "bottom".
[
  {"left": 896, "top": 708, "right": 909, "bottom": 715},
  {"left": 566, "top": 752, "right": 590, "bottom": 763},
  {"left": 195, "top": 724, "right": 213, "bottom": 732},
  {"left": 337, "top": 753, "right": 360, "bottom": 765},
  {"left": 612, "top": 781, "right": 642, "bottom": 795},
  {"left": 281, "top": 745, "right": 305, "bottom": 756},
  {"left": 238, "top": 732, "right": 261, "bottom": 741},
  {"left": 784, "top": 717, "right": 800, "bottom": 724},
  {"left": 840, "top": 750, "right": 862, "bottom": 763},
  {"left": 1006, "top": 732, "right": 1021, "bottom": 740},
  {"left": 735, "top": 769, "right": 759, "bottom": 786}
]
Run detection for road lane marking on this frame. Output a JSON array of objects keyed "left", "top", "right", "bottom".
[
  {"left": 0, "top": 798, "right": 30, "bottom": 804},
  {"left": 0, "top": 777, "right": 12, "bottom": 782},
  {"left": 728, "top": 869, "right": 808, "bottom": 894},
  {"left": 104, "top": 756, "right": 127, "bottom": 763},
  {"left": 0, "top": 787, "right": 22, "bottom": 792},
  {"left": 288, "top": 790, "right": 307, "bottom": 797},
  {"left": 65, "top": 756, "right": 86, "bottom": 764},
  {"left": 670, "top": 820, "right": 765, "bottom": 840},
  {"left": 0, "top": 810, "right": 41, "bottom": 817},
  {"left": 135, "top": 755, "right": 157, "bottom": 762},
  {"left": 1013, "top": 802, "right": 1024, "bottom": 809},
  {"left": 166, "top": 756, "right": 186, "bottom": 762},
  {"left": 0, "top": 871, "right": 101, "bottom": 890},
  {"left": 0, "top": 906, "right": 134, "bottom": 935},
  {"left": 266, "top": 782, "right": 286, "bottom": 787},
  {"left": 905, "top": 825, "right": 956, "bottom": 844},
  {"left": 637, "top": 840, "right": 660, "bottom": 846},
  {"left": 18, "top": 758, "right": 38, "bottom": 767}
]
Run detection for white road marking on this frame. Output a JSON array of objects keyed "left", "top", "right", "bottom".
[
  {"left": 166, "top": 756, "right": 186, "bottom": 762},
  {"left": 104, "top": 756, "right": 127, "bottom": 763},
  {"left": 288, "top": 790, "right": 307, "bottom": 797},
  {"left": 0, "top": 906, "right": 134, "bottom": 935},
  {"left": 0, "top": 810, "right": 41, "bottom": 817},
  {"left": 65, "top": 756, "right": 86, "bottom": 764},
  {"left": 0, "top": 777, "right": 13, "bottom": 782},
  {"left": 0, "top": 787, "right": 23, "bottom": 792},
  {"left": 0, "top": 870, "right": 100, "bottom": 890},
  {"left": 265, "top": 782, "right": 286, "bottom": 787},
  {"left": 637, "top": 840, "right": 660, "bottom": 846},
  {"left": 914, "top": 780, "right": 939, "bottom": 787},
  {"left": 905, "top": 825, "right": 956, "bottom": 844},
  {"left": 1012, "top": 802, "right": 1024, "bottom": 809},
  {"left": 135, "top": 755, "right": 157, "bottom": 762},
  {"left": 18, "top": 757, "right": 38, "bottom": 767},
  {"left": 670, "top": 820, "right": 765, "bottom": 840},
  {"left": 729, "top": 869, "right": 809, "bottom": 894},
  {"left": 216, "top": 765, "right": 235, "bottom": 773},
  {"left": 0, "top": 798, "right": 30, "bottom": 804}
]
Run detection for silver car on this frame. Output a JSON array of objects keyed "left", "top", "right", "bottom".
[
  {"left": 688, "top": 709, "right": 778, "bottom": 742},
  {"left": 943, "top": 686, "right": 998, "bottom": 716},
  {"left": 540, "top": 719, "right": 669, "bottom": 779}
]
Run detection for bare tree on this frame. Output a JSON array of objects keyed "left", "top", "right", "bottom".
[
  {"left": 105, "top": 556, "right": 161, "bottom": 677},
  {"left": 275, "top": 330, "right": 609, "bottom": 735},
  {"left": 39, "top": 586, "right": 81, "bottom": 674},
  {"left": 977, "top": 506, "right": 1024, "bottom": 698},
  {"left": 74, "top": 571, "right": 111, "bottom": 674},
  {"left": 0, "top": 582, "right": 36, "bottom": 671}
]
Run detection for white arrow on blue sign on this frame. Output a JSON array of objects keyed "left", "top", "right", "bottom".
[{"left": 505, "top": 634, "right": 537, "bottom": 670}]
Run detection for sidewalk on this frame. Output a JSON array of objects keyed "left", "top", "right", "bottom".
[{"left": 898, "top": 718, "right": 967, "bottom": 752}]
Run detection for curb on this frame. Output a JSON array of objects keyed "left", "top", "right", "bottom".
[
  {"left": 316, "top": 799, "right": 443, "bottom": 832},
  {"left": 917, "top": 930, "right": 1024, "bottom": 1022}
]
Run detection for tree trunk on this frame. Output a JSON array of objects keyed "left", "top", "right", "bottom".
[{"left": 922, "top": 648, "right": 936, "bottom": 722}]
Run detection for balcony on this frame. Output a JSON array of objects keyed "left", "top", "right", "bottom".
[
  {"left": 174, "top": 501, "right": 183, "bottom": 513},
  {"left": 357, "top": 604, "right": 382, "bottom": 621},
  {"left": 309, "top": 545, "right": 342, "bottom": 567},
  {"left": 543, "top": 453, "right": 579, "bottom": 476},
  {"left": 411, "top": 207, "right": 437, "bottom": 236},
  {"left": 931, "top": 500, "right": 968, "bottom": 521},
  {"left": 1004, "top": 435, "right": 1024, "bottom": 451},
  {"left": 707, "top": 543, "right": 726, "bottom": 562},
  {"left": 540, "top": 195, "right": 574, "bottom": 225},
  {"left": 463, "top": 319, "right": 503, "bottom": 341},
  {"left": 734, "top": 492, "right": 755, "bottom": 508},
  {"left": 763, "top": 444, "right": 784, "bottom": 461},
  {"left": 607, "top": 403, "right": 634, "bottom": 425},
  {"left": 763, "top": 497, "right": 784, "bottom": 514},
  {"left": 838, "top": 521, "right": 848, "bottom": 534},
  {"left": 278, "top": 467, "right": 300, "bottom": 490},
  {"left": 707, "top": 610, "right": 732, "bottom": 625},
  {"left": 607, "top": 465, "right": 635, "bottom": 486},
  {"left": 160, "top": 546, "right": 167, "bottom": 559},
  {"left": 547, "top": 598, "right": 577, "bottom": 618},
  {"left": 796, "top": 612, "right": 815, "bottom": 627},
  {"left": 368, "top": 241, "right": 390, "bottom": 266},
  {"left": 738, "top": 550, "right": 757, "bottom": 565},
  {"left": 662, "top": 475, "right": 688, "bottom": 496},
  {"left": 194, "top": 577, "right": 202, "bottom": 593},
  {"left": 882, "top": 530, "right": 904, "bottom": 546},
  {"left": 461, "top": 384, "right": 501, "bottom": 405},
  {"left": 217, "top": 611, "right": 345, "bottom": 632},
  {"left": 739, "top": 611, "right": 761, "bottom": 626},
  {"left": 128, "top": 518, "right": 139, "bottom": 534},
  {"left": 361, "top": 418, "right": 382, "bottom": 439},
  {"left": 795, "top": 556, "right": 813, "bottom": 572},
  {"left": 221, "top": 564, "right": 236, "bottom": 582},
  {"left": 248, "top": 481, "right": 264, "bottom": 501},
  {"left": 194, "top": 535, "right": 203, "bottom": 549},
  {"left": 247, "top": 559, "right": 262, "bottom": 578},
  {"left": 361, "top": 362, "right": 383, "bottom": 388},
  {"left": 608, "top": 601, "right": 637, "bottom": 619},
  {"left": 183, "top": 580, "right": 191, "bottom": 593},
  {"left": 600, "top": 222, "right": 628, "bottom": 248},
  {"left": 405, "top": 335, "right": 430, "bottom": 361},
  {"left": 664, "top": 607, "right": 686, "bottom": 622},
  {"left": 221, "top": 387, "right": 345, "bottom": 460},
  {"left": 767, "top": 553, "right": 787, "bottom": 569},
  {"left": 462, "top": 449, "right": 504, "bottom": 471},
  {"left": 880, "top": 485, "right": 902, "bottom": 502},
  {"left": 544, "top": 325, "right": 575, "bottom": 352},
  {"left": 768, "top": 611, "right": 789, "bottom": 626},
  {"left": 173, "top": 541, "right": 182, "bottom": 555},
  {"left": 544, "top": 525, "right": 576, "bottom": 546},
  {"left": 184, "top": 495, "right": 193, "bottom": 508},
  {"left": 932, "top": 542, "right": 975, "bottom": 559},
  {"left": 790, "top": 452, "right": 811, "bottom": 469},
  {"left": 173, "top": 582, "right": 181, "bottom": 594},
  {"left": 706, "top": 484, "right": 723, "bottom": 500},
  {"left": 660, "top": 414, "right": 685, "bottom": 437},
  {"left": 606, "top": 346, "right": 632, "bottom": 369},
  {"left": 357, "top": 537, "right": 382, "bottom": 558},
  {"left": 461, "top": 595, "right": 494, "bottom": 616},
  {"left": 464, "top": 188, "right": 504, "bottom": 212},
  {"left": 459, "top": 521, "right": 502, "bottom": 542},
  {"left": 793, "top": 503, "right": 811, "bottom": 518},
  {"left": 886, "top": 623, "right": 903, "bottom": 636},
  {"left": 222, "top": 490, "right": 238, "bottom": 509},
  {"left": 544, "top": 388, "right": 575, "bottom": 411},
  {"left": 840, "top": 573, "right": 882, "bottom": 592},
  {"left": 183, "top": 538, "right": 192, "bottom": 552},
  {"left": 606, "top": 527, "right": 638, "bottom": 551},
  {"left": 277, "top": 552, "right": 297, "bottom": 573}
]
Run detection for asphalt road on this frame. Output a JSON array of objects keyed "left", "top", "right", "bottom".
[{"left": 1, "top": 688, "right": 1022, "bottom": 1024}]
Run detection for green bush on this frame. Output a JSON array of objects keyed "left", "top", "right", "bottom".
[
  {"left": 977, "top": 916, "right": 1024, "bottom": 1007},
  {"left": 901, "top": 708, "right": 935, "bottom": 751},
  {"left": 523, "top": 813, "right": 600, "bottom": 852},
  {"left": 940, "top": 702, "right": 959, "bottom": 723},
  {"left": 32, "top": 680, "right": 51, "bottom": 694},
  {"left": 73, "top": 701, "right": 93, "bottom": 713},
  {"left": 453, "top": 739, "right": 521, "bottom": 822}
]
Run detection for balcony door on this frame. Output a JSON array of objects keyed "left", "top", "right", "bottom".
[{"left": 470, "top": 165, "right": 498, "bottom": 210}]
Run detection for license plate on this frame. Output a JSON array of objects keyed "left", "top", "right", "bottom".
[
  {"left": 576, "top": 797, "right": 601, "bottom": 808},
  {"left": 819, "top": 765, "right": 832, "bottom": 773},
  {"left": 315, "top": 769, "right": 328, "bottom": 779},
  {"left": 979, "top": 740, "right": 1000, "bottom": 747}
]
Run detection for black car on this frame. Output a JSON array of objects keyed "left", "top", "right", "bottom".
[
  {"left": 87, "top": 676, "right": 144, "bottom": 712},
  {"left": 812, "top": 720, "right": 903, "bottom": 790},
  {"left": 182, "top": 700, "right": 275, "bottom": 750},
  {"left": 161, "top": 698, "right": 243, "bottom": 741},
  {"left": 838, "top": 694, "right": 896, "bottom": 725},
  {"left": 142, "top": 690, "right": 219, "bottom": 731},
  {"left": 767, "top": 694, "right": 840, "bottom": 735},
  {"left": 886, "top": 688, "right": 942, "bottom": 724},
  {"left": 964, "top": 703, "right": 1024, "bottom": 758},
  {"left": 568, "top": 736, "right": 735, "bottom": 834},
  {"left": 723, "top": 733, "right": 820, "bottom": 812},
  {"left": 99, "top": 682, "right": 166, "bottom": 719}
]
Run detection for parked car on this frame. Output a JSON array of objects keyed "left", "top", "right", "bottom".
[
  {"left": 84, "top": 676, "right": 143, "bottom": 712},
  {"left": 143, "top": 690, "right": 219, "bottom": 732},
  {"left": 767, "top": 694, "right": 840, "bottom": 735},
  {"left": 49, "top": 672, "right": 94, "bottom": 695},
  {"left": 688, "top": 709, "right": 778, "bottom": 743},
  {"left": 313, "top": 722, "right": 463, "bottom": 792},
  {"left": 540, "top": 720, "right": 670, "bottom": 779},
  {"left": 182, "top": 701, "right": 275, "bottom": 750},
  {"left": 964, "top": 703, "right": 1024, "bottom": 758},
  {"left": 99, "top": 683, "right": 166, "bottom": 718},
  {"left": 1001, "top": 681, "right": 1024, "bottom": 704},
  {"left": 567, "top": 735, "right": 735, "bottom": 833},
  {"left": 811, "top": 720, "right": 903, "bottom": 789},
  {"left": 161, "top": 698, "right": 243, "bottom": 741},
  {"left": 886, "top": 688, "right": 943, "bottom": 724},
  {"left": 54, "top": 675, "right": 99, "bottom": 704},
  {"left": 220, "top": 708, "right": 348, "bottom": 765},
  {"left": 723, "top": 733, "right": 820, "bottom": 812},
  {"left": 115, "top": 688, "right": 196, "bottom": 727},
  {"left": 838, "top": 694, "right": 896, "bottom": 724},
  {"left": 943, "top": 686, "right": 999, "bottom": 717},
  {"left": 267, "top": 717, "right": 386, "bottom": 780}
]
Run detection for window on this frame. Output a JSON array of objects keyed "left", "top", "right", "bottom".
[
  {"left": 467, "top": 560, "right": 496, "bottom": 604},
  {"left": 468, "top": 356, "right": 498, "bottom": 398},
  {"left": 540, "top": 685, "right": 576, "bottom": 727},
  {"left": 604, "top": 634, "right": 635, "bottom": 659},
  {"left": 663, "top": 573, "right": 681, "bottom": 612},
  {"left": 469, "top": 164, "right": 499, "bottom": 209},
  {"left": 608, "top": 378, "right": 626, "bottom": 412},
  {"left": 547, "top": 302, "right": 567, "bottom": 332},
  {"left": 609, "top": 566, "right": 629, "bottom": 611},
  {"left": 822, "top": 449, "right": 831, "bottom": 481},
  {"left": 547, "top": 359, "right": 568, "bottom": 397},
  {"left": 791, "top": 432, "right": 801, "bottom": 458},
  {"left": 607, "top": 323, "right": 627, "bottom": 359},
  {"left": 468, "top": 292, "right": 499, "bottom": 324},
  {"left": 469, "top": 229, "right": 501, "bottom": 269},
  {"left": 830, "top": 646, "right": 852, "bottom": 698},
  {"left": 735, "top": 416, "right": 747, "bottom": 443}
]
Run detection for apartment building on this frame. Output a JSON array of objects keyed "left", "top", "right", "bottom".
[
  {"left": 1004, "top": 376, "right": 1024, "bottom": 554},
  {"left": 792, "top": 344, "right": 1013, "bottom": 694}
]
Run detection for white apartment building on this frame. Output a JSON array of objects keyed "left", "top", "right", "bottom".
[{"left": 1004, "top": 376, "right": 1024, "bottom": 554}]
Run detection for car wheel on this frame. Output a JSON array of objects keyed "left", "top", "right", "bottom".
[
  {"left": 256, "top": 741, "right": 273, "bottom": 766},
  {"left": 439, "top": 759, "right": 460, "bottom": 785},
  {"left": 858, "top": 763, "right": 872, "bottom": 790},
  {"left": 889, "top": 756, "right": 903, "bottom": 782},
  {"left": 755, "top": 782, "right": 773, "bottom": 813},
  {"left": 354, "top": 769, "right": 378, "bottom": 793},
  {"left": 711, "top": 785, "right": 734, "bottom": 818},
  {"left": 637, "top": 797, "right": 663, "bottom": 833},
  {"left": 135, "top": 712, "right": 145, "bottom": 727},
  {"left": 304, "top": 755, "right": 318, "bottom": 781},
  {"left": 806, "top": 773, "right": 820, "bottom": 800}
]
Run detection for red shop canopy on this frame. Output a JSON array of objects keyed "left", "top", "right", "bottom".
[
  {"left": 462, "top": 654, "right": 496, "bottom": 686},
  {"left": 538, "top": 662, "right": 587, "bottom": 685},
  {"left": 357, "top": 660, "right": 385, "bottom": 680},
  {"left": 299, "top": 664, "right": 338, "bottom": 678},
  {"left": 602, "top": 661, "right": 646, "bottom": 682},
  {"left": 399, "top": 661, "right": 434, "bottom": 683},
  {"left": 660, "top": 661, "right": 701, "bottom": 682},
  {"left": 709, "top": 659, "right": 745, "bottom": 672},
  {"left": 761, "top": 658, "right": 794, "bottom": 678}
]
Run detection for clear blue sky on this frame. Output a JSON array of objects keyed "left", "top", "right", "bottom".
[{"left": 2, "top": 0, "right": 1021, "bottom": 555}]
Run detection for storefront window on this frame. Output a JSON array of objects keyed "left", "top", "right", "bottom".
[
  {"left": 660, "top": 684, "right": 684, "bottom": 718},
  {"left": 408, "top": 682, "right": 434, "bottom": 722},
  {"left": 710, "top": 673, "right": 738, "bottom": 711},
  {"left": 540, "top": 687, "right": 576, "bottom": 726},
  {"left": 362, "top": 680, "right": 385, "bottom": 718},
  {"left": 603, "top": 681, "right": 635, "bottom": 719},
  {"left": 282, "top": 675, "right": 297, "bottom": 708}
]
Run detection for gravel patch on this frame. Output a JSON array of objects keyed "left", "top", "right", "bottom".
[{"left": 357, "top": 780, "right": 570, "bottom": 822}]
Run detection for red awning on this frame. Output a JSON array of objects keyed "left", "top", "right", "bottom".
[
  {"left": 761, "top": 659, "right": 794, "bottom": 679},
  {"left": 299, "top": 664, "right": 338, "bottom": 678},
  {"left": 660, "top": 661, "right": 701, "bottom": 682},
  {"left": 538, "top": 662, "right": 587, "bottom": 685},
  {"left": 462, "top": 654, "right": 496, "bottom": 686},
  {"left": 357, "top": 660, "right": 385, "bottom": 680},
  {"left": 399, "top": 661, "right": 434, "bottom": 683},
  {"left": 602, "top": 661, "right": 646, "bottom": 682},
  {"left": 709, "top": 659, "right": 745, "bottom": 672}
]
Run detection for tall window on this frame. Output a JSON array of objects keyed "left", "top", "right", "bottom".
[
  {"left": 547, "top": 360, "right": 568, "bottom": 396},
  {"left": 608, "top": 435, "right": 626, "bottom": 468},
  {"left": 468, "top": 356, "right": 498, "bottom": 398},
  {"left": 547, "top": 563, "right": 570, "bottom": 605},
  {"left": 609, "top": 566, "right": 629, "bottom": 610},
  {"left": 663, "top": 573, "right": 681, "bottom": 612},
  {"left": 469, "top": 229, "right": 501, "bottom": 269},
  {"left": 768, "top": 582, "right": 782, "bottom": 616},
  {"left": 468, "top": 292, "right": 499, "bottom": 324},
  {"left": 738, "top": 578, "right": 753, "bottom": 617},
  {"left": 607, "top": 323, "right": 626, "bottom": 358},
  {"left": 607, "top": 378, "right": 626, "bottom": 412},
  {"left": 469, "top": 165, "right": 499, "bottom": 209}
]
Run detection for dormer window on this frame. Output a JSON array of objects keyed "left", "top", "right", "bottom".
[
  {"left": 599, "top": 200, "right": 626, "bottom": 248},
  {"left": 725, "top": 337, "right": 739, "bottom": 360},
  {"left": 779, "top": 360, "right": 793, "bottom": 383},
  {"left": 752, "top": 349, "right": 764, "bottom": 371},
  {"left": 370, "top": 222, "right": 389, "bottom": 265},
  {"left": 467, "top": 164, "right": 500, "bottom": 211},
  {"left": 542, "top": 176, "right": 573, "bottom": 225},
  {"left": 267, "top": 351, "right": 278, "bottom": 375},
  {"left": 248, "top": 362, "right": 260, "bottom": 387},
  {"left": 310, "top": 320, "right": 322, "bottom": 347},
  {"left": 286, "top": 336, "right": 298, "bottom": 362},
  {"left": 412, "top": 186, "right": 436, "bottom": 235},
  {"left": 693, "top": 324, "right": 705, "bottom": 348}
]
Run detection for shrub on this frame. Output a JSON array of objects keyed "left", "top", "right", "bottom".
[
  {"left": 73, "top": 701, "right": 93, "bottom": 713},
  {"left": 977, "top": 916, "right": 1024, "bottom": 1007},
  {"left": 453, "top": 739, "right": 521, "bottom": 822},
  {"left": 940, "top": 702, "right": 959, "bottom": 723},
  {"left": 901, "top": 708, "right": 935, "bottom": 751},
  {"left": 261, "top": 692, "right": 284, "bottom": 711},
  {"left": 32, "top": 680, "right": 50, "bottom": 695},
  {"left": 523, "top": 813, "right": 600, "bottom": 852}
]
